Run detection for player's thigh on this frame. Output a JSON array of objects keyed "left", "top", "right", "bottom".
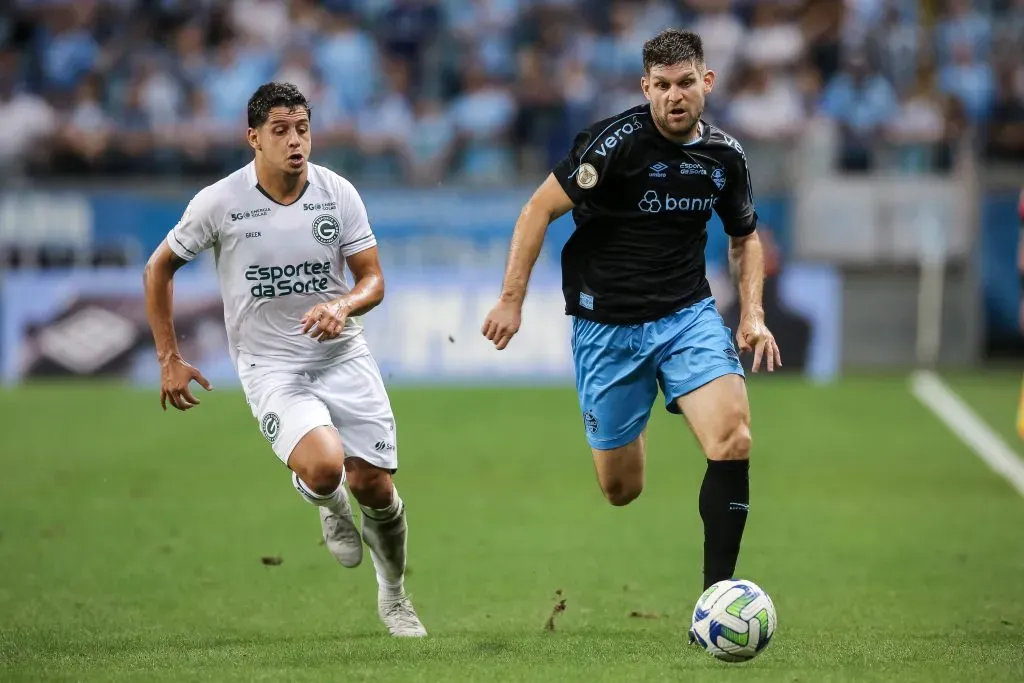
[
  {"left": 572, "top": 316, "right": 659, "bottom": 452},
  {"left": 655, "top": 296, "right": 745, "bottom": 417},
  {"left": 239, "top": 365, "right": 337, "bottom": 468},
  {"left": 674, "top": 373, "right": 751, "bottom": 461},
  {"left": 314, "top": 354, "right": 398, "bottom": 473}
]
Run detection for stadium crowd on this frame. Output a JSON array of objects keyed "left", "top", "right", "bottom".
[{"left": 0, "top": 0, "right": 1022, "bottom": 184}]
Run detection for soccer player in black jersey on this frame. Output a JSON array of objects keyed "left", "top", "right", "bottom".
[{"left": 482, "top": 29, "right": 782, "bottom": 600}]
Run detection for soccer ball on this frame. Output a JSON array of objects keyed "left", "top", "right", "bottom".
[{"left": 690, "top": 579, "right": 776, "bottom": 662}]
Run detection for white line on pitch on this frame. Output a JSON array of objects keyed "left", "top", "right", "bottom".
[{"left": 909, "top": 370, "right": 1024, "bottom": 498}]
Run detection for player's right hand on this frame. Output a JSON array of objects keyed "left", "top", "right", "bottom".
[
  {"left": 481, "top": 300, "right": 522, "bottom": 350},
  {"left": 160, "top": 355, "right": 212, "bottom": 411}
]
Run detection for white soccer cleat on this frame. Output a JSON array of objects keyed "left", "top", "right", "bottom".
[
  {"left": 318, "top": 496, "right": 363, "bottom": 568},
  {"left": 378, "top": 592, "right": 427, "bottom": 637}
]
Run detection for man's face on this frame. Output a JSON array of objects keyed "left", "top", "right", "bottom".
[
  {"left": 642, "top": 61, "right": 715, "bottom": 141},
  {"left": 249, "top": 106, "right": 311, "bottom": 176}
]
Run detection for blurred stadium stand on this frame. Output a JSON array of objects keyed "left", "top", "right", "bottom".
[
  {"left": 0, "top": 0, "right": 1022, "bottom": 380},
  {"left": 0, "top": 0, "right": 1021, "bottom": 183}
]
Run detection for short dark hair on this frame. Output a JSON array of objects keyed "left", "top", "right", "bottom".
[
  {"left": 642, "top": 29, "right": 705, "bottom": 73},
  {"left": 247, "top": 82, "right": 311, "bottom": 128}
]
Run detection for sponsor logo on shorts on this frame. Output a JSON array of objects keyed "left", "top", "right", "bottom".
[
  {"left": 231, "top": 207, "right": 271, "bottom": 221},
  {"left": 374, "top": 440, "right": 395, "bottom": 453},
  {"left": 303, "top": 202, "right": 337, "bottom": 211},
  {"left": 261, "top": 412, "right": 280, "bottom": 443},
  {"left": 312, "top": 214, "right": 341, "bottom": 245},
  {"left": 579, "top": 292, "right": 594, "bottom": 310},
  {"left": 245, "top": 261, "right": 332, "bottom": 298},
  {"left": 583, "top": 410, "right": 599, "bottom": 434}
]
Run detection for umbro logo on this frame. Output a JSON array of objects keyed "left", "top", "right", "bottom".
[{"left": 649, "top": 162, "right": 668, "bottom": 178}]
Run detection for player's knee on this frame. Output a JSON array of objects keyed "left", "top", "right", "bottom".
[
  {"left": 304, "top": 456, "right": 344, "bottom": 495},
  {"left": 602, "top": 478, "right": 643, "bottom": 506},
  {"left": 709, "top": 422, "right": 752, "bottom": 461},
  {"left": 345, "top": 459, "right": 393, "bottom": 508},
  {"left": 598, "top": 469, "right": 643, "bottom": 505}
]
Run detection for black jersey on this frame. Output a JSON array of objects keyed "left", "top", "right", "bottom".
[{"left": 552, "top": 103, "right": 758, "bottom": 325}]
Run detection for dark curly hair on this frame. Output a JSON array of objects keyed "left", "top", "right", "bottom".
[
  {"left": 642, "top": 29, "right": 705, "bottom": 74},
  {"left": 246, "top": 82, "right": 311, "bottom": 128}
]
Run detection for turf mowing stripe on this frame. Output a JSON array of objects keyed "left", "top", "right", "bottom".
[{"left": 910, "top": 370, "right": 1024, "bottom": 497}]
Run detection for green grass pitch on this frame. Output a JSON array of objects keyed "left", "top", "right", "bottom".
[{"left": 2, "top": 375, "right": 1024, "bottom": 682}]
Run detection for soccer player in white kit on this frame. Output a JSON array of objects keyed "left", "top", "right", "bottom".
[{"left": 142, "top": 82, "right": 426, "bottom": 637}]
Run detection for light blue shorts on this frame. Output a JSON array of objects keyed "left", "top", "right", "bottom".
[{"left": 571, "top": 296, "right": 744, "bottom": 449}]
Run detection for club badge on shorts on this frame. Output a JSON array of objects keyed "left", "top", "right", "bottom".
[{"left": 261, "top": 412, "right": 280, "bottom": 443}]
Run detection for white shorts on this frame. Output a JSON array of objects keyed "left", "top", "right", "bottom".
[{"left": 237, "top": 353, "right": 398, "bottom": 471}]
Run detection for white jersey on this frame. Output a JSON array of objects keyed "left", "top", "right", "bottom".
[{"left": 165, "top": 161, "right": 377, "bottom": 370}]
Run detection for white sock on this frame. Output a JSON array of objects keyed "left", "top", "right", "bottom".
[
  {"left": 360, "top": 488, "right": 406, "bottom": 595},
  {"left": 291, "top": 470, "right": 348, "bottom": 515}
]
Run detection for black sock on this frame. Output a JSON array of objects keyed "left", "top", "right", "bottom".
[{"left": 699, "top": 459, "right": 750, "bottom": 589}]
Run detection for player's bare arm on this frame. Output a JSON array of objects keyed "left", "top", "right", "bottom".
[
  {"left": 301, "top": 246, "right": 384, "bottom": 342},
  {"left": 729, "top": 231, "right": 782, "bottom": 372},
  {"left": 143, "top": 241, "right": 213, "bottom": 411},
  {"left": 482, "top": 173, "right": 575, "bottom": 350}
]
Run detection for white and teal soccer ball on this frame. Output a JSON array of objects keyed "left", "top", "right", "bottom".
[{"left": 690, "top": 579, "right": 776, "bottom": 662}]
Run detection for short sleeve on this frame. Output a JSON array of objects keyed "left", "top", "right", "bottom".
[
  {"left": 166, "top": 188, "right": 219, "bottom": 261},
  {"left": 551, "top": 118, "right": 636, "bottom": 204},
  {"left": 714, "top": 143, "right": 758, "bottom": 237},
  {"left": 336, "top": 176, "right": 377, "bottom": 257}
]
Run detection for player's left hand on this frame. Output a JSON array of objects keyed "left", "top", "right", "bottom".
[
  {"left": 300, "top": 299, "right": 349, "bottom": 342},
  {"left": 736, "top": 313, "right": 782, "bottom": 373}
]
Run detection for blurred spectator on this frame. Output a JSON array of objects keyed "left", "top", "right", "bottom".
[
  {"left": 819, "top": 53, "right": 898, "bottom": 171},
  {"left": 0, "top": 49, "right": 57, "bottom": 175},
  {"left": 51, "top": 75, "right": 113, "bottom": 174},
  {"left": 884, "top": 66, "right": 947, "bottom": 172},
  {"left": 934, "top": 0, "right": 992, "bottom": 65},
  {"left": 938, "top": 40, "right": 995, "bottom": 123},
  {"left": 726, "top": 62, "right": 805, "bottom": 141},
  {"left": 315, "top": 9, "right": 380, "bottom": 113},
  {"left": 741, "top": 2, "right": 805, "bottom": 71},
  {"left": 986, "top": 63, "right": 1024, "bottom": 161},
  {"left": 690, "top": 0, "right": 745, "bottom": 93},
  {"left": 38, "top": 3, "right": 100, "bottom": 98},
  {"left": 355, "top": 55, "right": 413, "bottom": 181},
  {"left": 449, "top": 64, "right": 516, "bottom": 184},
  {"left": 868, "top": 3, "right": 922, "bottom": 96},
  {"left": 801, "top": 0, "right": 842, "bottom": 83},
  {"left": 399, "top": 96, "right": 456, "bottom": 185}
]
